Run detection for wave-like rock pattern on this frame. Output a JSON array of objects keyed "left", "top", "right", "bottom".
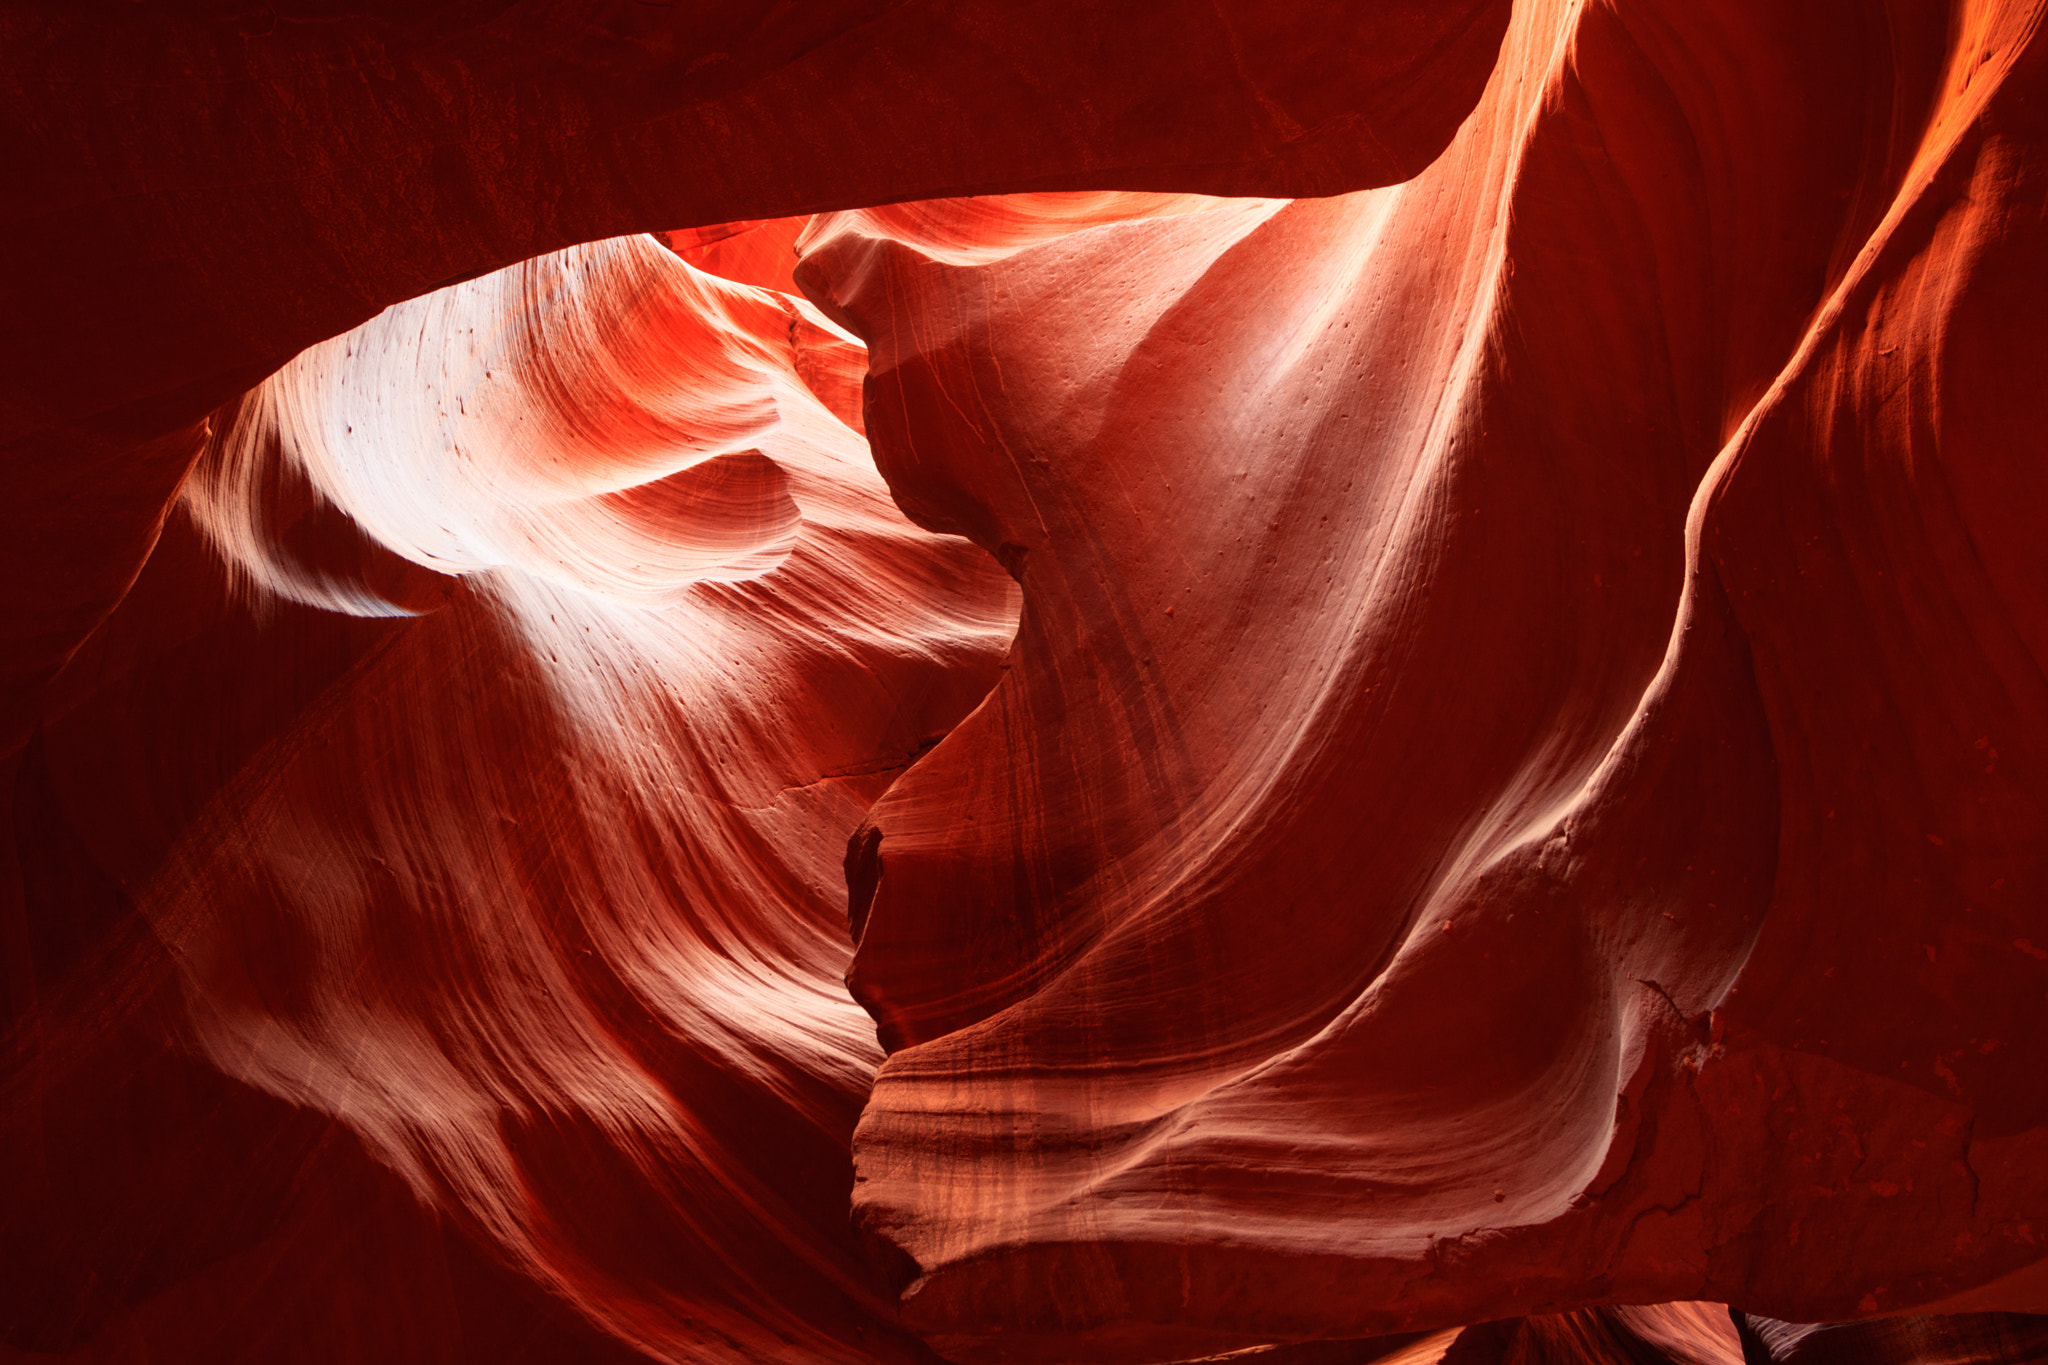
[
  {"left": 8, "top": 1, "right": 2048, "bottom": 1362},
  {"left": 0, "top": 0, "right": 1507, "bottom": 758},
  {"left": 6, "top": 237, "right": 1015, "bottom": 1362},
  {"left": 1735, "top": 1311, "right": 2048, "bottom": 1364},
  {"left": 797, "top": 0, "right": 2048, "bottom": 1357}
]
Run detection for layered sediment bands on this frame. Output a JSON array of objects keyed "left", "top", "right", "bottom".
[
  {"left": 1734, "top": 1312, "right": 2048, "bottom": 1364},
  {"left": 12, "top": 2, "right": 2048, "bottom": 1362},
  {"left": 800, "top": 0, "right": 2048, "bottom": 1357},
  {"left": 5, "top": 237, "right": 1017, "bottom": 1361},
  {"left": 1441, "top": 1302, "right": 1744, "bottom": 1364},
  {"left": 0, "top": 0, "right": 1511, "bottom": 750}
]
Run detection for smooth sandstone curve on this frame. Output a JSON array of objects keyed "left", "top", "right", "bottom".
[{"left": 797, "top": 0, "right": 2048, "bottom": 1357}]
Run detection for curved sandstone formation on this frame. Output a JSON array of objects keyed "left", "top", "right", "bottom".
[
  {"left": 798, "top": 0, "right": 2048, "bottom": 1357},
  {"left": 8, "top": 237, "right": 1014, "bottom": 1361},
  {"left": 0, "top": 0, "right": 1507, "bottom": 755},
  {"left": 7, "top": 0, "right": 2048, "bottom": 1362}
]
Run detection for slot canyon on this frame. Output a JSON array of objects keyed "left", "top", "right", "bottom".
[{"left": 7, "top": 2, "right": 2048, "bottom": 1362}]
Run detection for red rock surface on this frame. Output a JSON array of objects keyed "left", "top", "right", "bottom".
[
  {"left": 0, "top": 0, "right": 1506, "bottom": 755},
  {"left": 1443, "top": 1302, "right": 1744, "bottom": 1364},
  {"left": 663, "top": 219, "right": 813, "bottom": 297},
  {"left": 9, "top": 234, "right": 1016, "bottom": 1362},
  {"left": 8, "top": 1, "right": 2048, "bottom": 1363},
  {"left": 799, "top": 0, "right": 2048, "bottom": 1357},
  {"left": 1735, "top": 1311, "right": 2048, "bottom": 1363}
]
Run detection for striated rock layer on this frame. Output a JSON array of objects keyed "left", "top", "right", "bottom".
[
  {"left": 6, "top": 238, "right": 1014, "bottom": 1362},
  {"left": 800, "top": 0, "right": 2048, "bottom": 1358},
  {"left": 0, "top": 0, "right": 1507, "bottom": 754},
  {"left": 8, "top": 0, "right": 2048, "bottom": 1362}
]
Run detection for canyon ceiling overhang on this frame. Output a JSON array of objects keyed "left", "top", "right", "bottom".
[{"left": 6, "top": 3, "right": 2048, "bottom": 1364}]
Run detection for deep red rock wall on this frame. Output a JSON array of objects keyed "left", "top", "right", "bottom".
[
  {"left": 7, "top": 2, "right": 2048, "bottom": 1363},
  {"left": 801, "top": 0, "right": 2048, "bottom": 1356},
  {"left": 0, "top": 0, "right": 1507, "bottom": 757}
]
